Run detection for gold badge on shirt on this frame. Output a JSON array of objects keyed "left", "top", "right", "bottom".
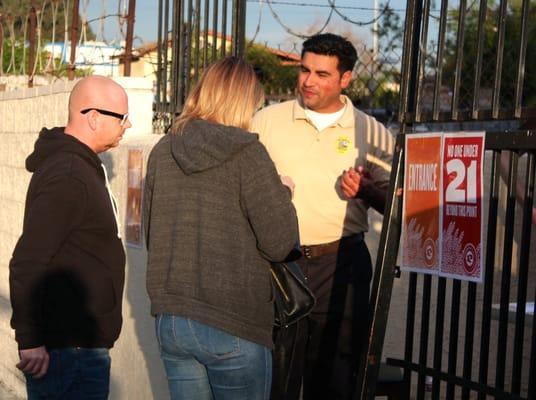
[{"left": 336, "top": 136, "right": 352, "bottom": 154}]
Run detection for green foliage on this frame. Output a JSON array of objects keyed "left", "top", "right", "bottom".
[
  {"left": 371, "top": 0, "right": 536, "bottom": 109},
  {"left": 0, "top": 0, "right": 96, "bottom": 77},
  {"left": 1, "top": 40, "right": 45, "bottom": 74},
  {"left": 245, "top": 44, "right": 298, "bottom": 98},
  {"left": 372, "top": 3, "right": 404, "bottom": 54},
  {"left": 173, "top": 38, "right": 298, "bottom": 100},
  {"left": 2, "top": 40, "right": 91, "bottom": 77},
  {"left": 53, "top": 63, "right": 93, "bottom": 78},
  {"left": 2, "top": 40, "right": 23, "bottom": 73},
  {"left": 347, "top": 70, "right": 401, "bottom": 110},
  {"left": 0, "top": 0, "right": 95, "bottom": 42},
  {"left": 359, "top": 2, "right": 404, "bottom": 110},
  {"left": 444, "top": 0, "right": 536, "bottom": 108}
]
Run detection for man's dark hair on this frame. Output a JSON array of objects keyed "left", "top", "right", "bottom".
[{"left": 301, "top": 33, "right": 357, "bottom": 73}]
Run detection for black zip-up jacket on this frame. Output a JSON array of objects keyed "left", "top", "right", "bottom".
[{"left": 9, "top": 127, "right": 126, "bottom": 350}]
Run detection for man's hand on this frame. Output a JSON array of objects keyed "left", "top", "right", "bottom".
[
  {"left": 341, "top": 166, "right": 387, "bottom": 214},
  {"left": 280, "top": 175, "right": 295, "bottom": 197},
  {"left": 341, "top": 166, "right": 366, "bottom": 199},
  {"left": 17, "top": 346, "right": 49, "bottom": 378}
]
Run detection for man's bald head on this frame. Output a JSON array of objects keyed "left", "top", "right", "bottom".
[
  {"left": 65, "top": 76, "right": 130, "bottom": 153},
  {"left": 68, "top": 76, "right": 128, "bottom": 123}
]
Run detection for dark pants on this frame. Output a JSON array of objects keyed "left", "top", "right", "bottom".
[
  {"left": 25, "top": 347, "right": 111, "bottom": 400},
  {"left": 271, "top": 235, "right": 372, "bottom": 400}
]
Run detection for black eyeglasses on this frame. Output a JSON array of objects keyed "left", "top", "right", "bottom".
[{"left": 81, "top": 108, "right": 129, "bottom": 126}]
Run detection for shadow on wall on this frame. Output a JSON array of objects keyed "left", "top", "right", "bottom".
[
  {"left": 99, "top": 152, "right": 119, "bottom": 397},
  {"left": 100, "top": 153, "right": 116, "bottom": 180},
  {"left": 123, "top": 249, "right": 166, "bottom": 398},
  {"left": 101, "top": 150, "right": 168, "bottom": 400},
  {"left": 123, "top": 169, "right": 168, "bottom": 399}
]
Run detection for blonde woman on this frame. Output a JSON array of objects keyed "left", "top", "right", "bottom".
[{"left": 143, "top": 56, "right": 298, "bottom": 400}]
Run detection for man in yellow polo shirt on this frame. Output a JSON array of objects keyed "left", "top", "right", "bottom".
[{"left": 252, "top": 33, "right": 394, "bottom": 400}]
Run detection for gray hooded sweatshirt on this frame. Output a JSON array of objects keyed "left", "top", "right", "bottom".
[{"left": 143, "top": 119, "right": 298, "bottom": 347}]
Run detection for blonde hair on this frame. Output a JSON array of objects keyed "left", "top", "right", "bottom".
[{"left": 171, "top": 56, "right": 264, "bottom": 134}]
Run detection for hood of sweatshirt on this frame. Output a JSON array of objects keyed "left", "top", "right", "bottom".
[
  {"left": 171, "top": 119, "right": 258, "bottom": 175},
  {"left": 26, "top": 127, "right": 103, "bottom": 177}
]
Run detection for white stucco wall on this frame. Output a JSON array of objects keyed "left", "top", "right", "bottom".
[{"left": 101, "top": 135, "right": 168, "bottom": 400}]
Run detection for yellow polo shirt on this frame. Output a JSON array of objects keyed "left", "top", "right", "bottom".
[{"left": 251, "top": 96, "right": 394, "bottom": 245}]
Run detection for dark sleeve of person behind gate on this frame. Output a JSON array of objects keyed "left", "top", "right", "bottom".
[{"left": 9, "top": 175, "right": 86, "bottom": 350}]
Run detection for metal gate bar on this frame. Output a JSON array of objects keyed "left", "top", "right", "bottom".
[
  {"left": 512, "top": 153, "right": 535, "bottom": 393},
  {"left": 461, "top": 281, "right": 477, "bottom": 400},
  {"left": 432, "top": 0, "right": 449, "bottom": 120},
  {"left": 477, "top": 150, "right": 501, "bottom": 400},
  {"left": 413, "top": 0, "right": 432, "bottom": 121},
  {"left": 472, "top": 0, "right": 488, "bottom": 119},
  {"left": 514, "top": 0, "right": 530, "bottom": 117},
  {"left": 416, "top": 274, "right": 432, "bottom": 400},
  {"left": 447, "top": 280, "right": 462, "bottom": 400},
  {"left": 399, "top": 0, "right": 533, "bottom": 124},
  {"left": 496, "top": 152, "right": 519, "bottom": 391},
  {"left": 530, "top": 281, "right": 536, "bottom": 399},
  {"left": 154, "top": 0, "right": 246, "bottom": 130},
  {"left": 491, "top": 0, "right": 508, "bottom": 118},
  {"left": 431, "top": 277, "right": 447, "bottom": 399},
  {"left": 451, "top": 0, "right": 467, "bottom": 121},
  {"left": 360, "top": 0, "right": 534, "bottom": 396},
  {"left": 358, "top": 131, "right": 536, "bottom": 399}
]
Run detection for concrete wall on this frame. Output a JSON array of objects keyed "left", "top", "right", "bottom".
[
  {"left": 0, "top": 78, "right": 169, "bottom": 399},
  {"left": 101, "top": 135, "right": 168, "bottom": 400}
]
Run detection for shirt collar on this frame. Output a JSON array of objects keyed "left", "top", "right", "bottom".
[{"left": 293, "top": 95, "right": 354, "bottom": 129}]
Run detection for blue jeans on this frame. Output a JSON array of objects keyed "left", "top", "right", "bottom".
[
  {"left": 25, "top": 347, "right": 111, "bottom": 400},
  {"left": 156, "top": 314, "right": 272, "bottom": 400}
]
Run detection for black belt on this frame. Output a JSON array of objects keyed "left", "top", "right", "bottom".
[{"left": 301, "top": 232, "right": 364, "bottom": 259}]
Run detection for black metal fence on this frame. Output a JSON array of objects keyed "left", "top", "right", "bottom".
[
  {"left": 152, "top": 0, "right": 406, "bottom": 133},
  {"left": 357, "top": 0, "right": 536, "bottom": 399},
  {"left": 0, "top": 0, "right": 137, "bottom": 85},
  {"left": 153, "top": 0, "right": 247, "bottom": 132}
]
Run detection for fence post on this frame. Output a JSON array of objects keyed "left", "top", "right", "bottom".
[
  {"left": 231, "top": 0, "right": 246, "bottom": 56},
  {"left": 0, "top": 14, "right": 4, "bottom": 76},
  {"left": 124, "top": 0, "right": 136, "bottom": 76},
  {"left": 28, "top": 1, "right": 37, "bottom": 87},
  {"left": 68, "top": 0, "right": 80, "bottom": 81}
]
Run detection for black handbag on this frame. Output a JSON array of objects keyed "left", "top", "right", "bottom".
[{"left": 271, "top": 247, "right": 316, "bottom": 327}]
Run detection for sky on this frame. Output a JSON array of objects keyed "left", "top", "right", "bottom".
[{"left": 84, "top": 0, "right": 410, "bottom": 52}]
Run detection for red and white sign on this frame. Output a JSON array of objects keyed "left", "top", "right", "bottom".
[
  {"left": 401, "top": 132, "right": 485, "bottom": 282},
  {"left": 440, "top": 132, "right": 485, "bottom": 282}
]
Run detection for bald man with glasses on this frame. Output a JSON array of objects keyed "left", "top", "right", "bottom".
[{"left": 9, "top": 76, "right": 131, "bottom": 399}]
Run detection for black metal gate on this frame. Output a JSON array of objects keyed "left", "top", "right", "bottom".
[
  {"left": 356, "top": 0, "right": 536, "bottom": 399},
  {"left": 154, "top": 0, "right": 247, "bottom": 133}
]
